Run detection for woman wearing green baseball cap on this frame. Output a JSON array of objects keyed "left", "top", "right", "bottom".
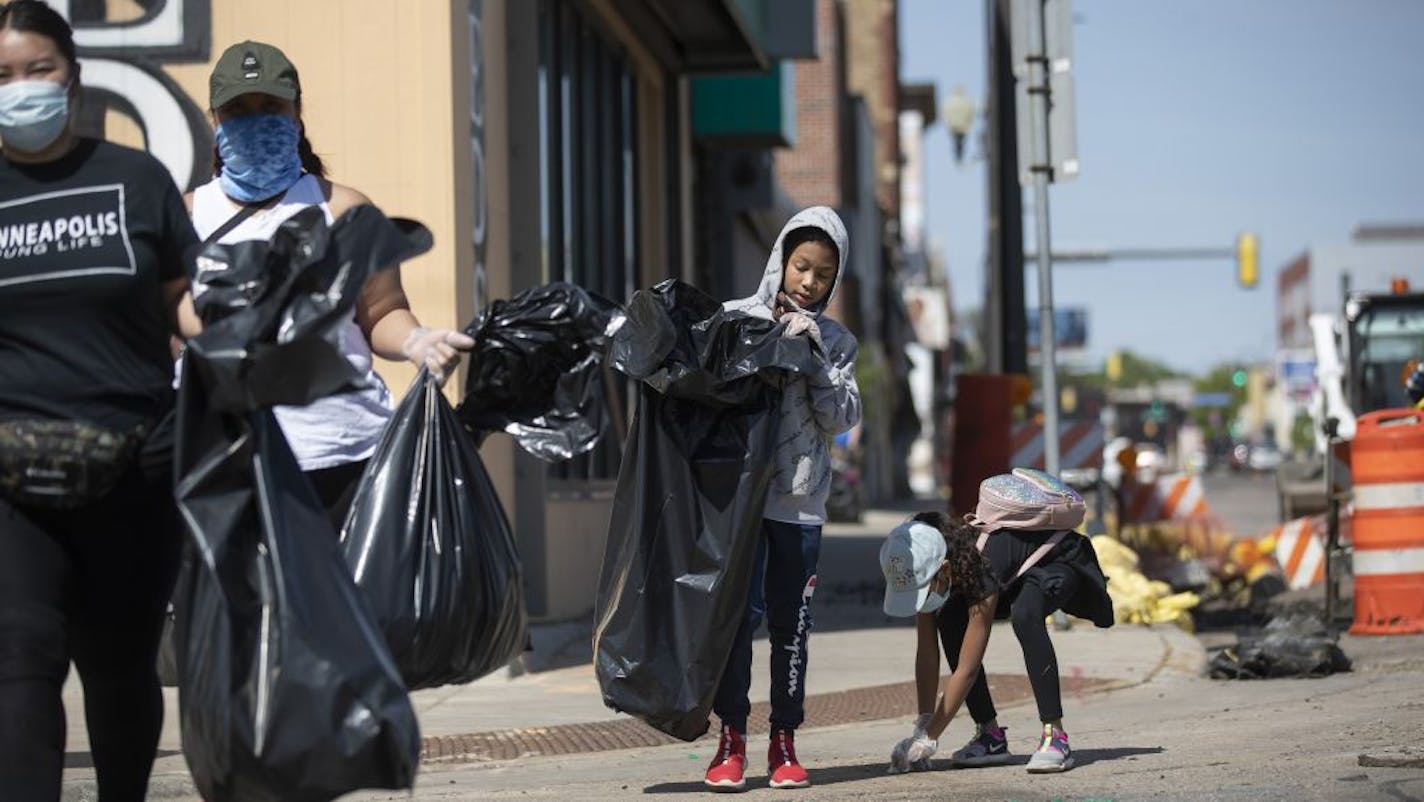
[{"left": 181, "top": 40, "right": 474, "bottom": 526}]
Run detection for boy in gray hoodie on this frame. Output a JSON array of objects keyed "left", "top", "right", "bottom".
[{"left": 705, "top": 206, "right": 862, "bottom": 791}]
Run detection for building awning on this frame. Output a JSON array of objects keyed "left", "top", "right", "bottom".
[{"left": 614, "top": 0, "right": 768, "bottom": 73}]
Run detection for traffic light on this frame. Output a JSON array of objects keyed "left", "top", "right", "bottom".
[
  {"left": 1236, "top": 232, "right": 1259, "bottom": 289},
  {"left": 1106, "top": 351, "right": 1123, "bottom": 383},
  {"left": 1148, "top": 399, "right": 1166, "bottom": 421},
  {"left": 1232, "top": 369, "right": 1248, "bottom": 388}
]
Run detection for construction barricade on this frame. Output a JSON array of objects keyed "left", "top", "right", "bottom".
[
  {"left": 1349, "top": 409, "right": 1424, "bottom": 635},
  {"left": 1010, "top": 420, "right": 1105, "bottom": 473},
  {"left": 1259, "top": 515, "right": 1328, "bottom": 592},
  {"left": 1119, "top": 473, "right": 1212, "bottom": 525}
]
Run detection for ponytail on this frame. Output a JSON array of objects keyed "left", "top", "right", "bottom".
[{"left": 296, "top": 130, "right": 326, "bottom": 178}]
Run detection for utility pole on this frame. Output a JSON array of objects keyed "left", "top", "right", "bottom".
[
  {"left": 985, "top": 0, "right": 1026, "bottom": 375},
  {"left": 1024, "top": 0, "right": 1059, "bottom": 474},
  {"left": 1012, "top": 0, "right": 1077, "bottom": 476}
]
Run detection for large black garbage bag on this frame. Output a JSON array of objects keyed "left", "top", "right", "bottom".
[
  {"left": 1208, "top": 614, "right": 1353, "bottom": 679},
  {"left": 173, "top": 205, "right": 426, "bottom": 801},
  {"left": 186, "top": 206, "right": 432, "bottom": 411},
  {"left": 457, "top": 282, "right": 623, "bottom": 461},
  {"left": 341, "top": 370, "right": 527, "bottom": 690},
  {"left": 593, "top": 280, "right": 822, "bottom": 742}
]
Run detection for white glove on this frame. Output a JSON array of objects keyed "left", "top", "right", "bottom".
[
  {"left": 402, "top": 326, "right": 476, "bottom": 386},
  {"left": 888, "top": 714, "right": 936, "bottom": 774},
  {"left": 781, "top": 312, "right": 822, "bottom": 348}
]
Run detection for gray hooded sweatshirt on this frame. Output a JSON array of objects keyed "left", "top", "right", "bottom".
[{"left": 724, "top": 206, "right": 862, "bottom": 525}]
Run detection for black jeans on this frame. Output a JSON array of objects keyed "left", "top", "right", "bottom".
[
  {"left": 0, "top": 468, "right": 182, "bottom": 802},
  {"left": 936, "top": 562, "right": 1081, "bottom": 724},
  {"left": 713, "top": 519, "right": 822, "bottom": 735}
]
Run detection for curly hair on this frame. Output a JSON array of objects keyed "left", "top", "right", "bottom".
[{"left": 912, "top": 510, "right": 989, "bottom": 601}]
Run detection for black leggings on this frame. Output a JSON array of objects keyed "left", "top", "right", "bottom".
[
  {"left": 0, "top": 468, "right": 182, "bottom": 802},
  {"left": 936, "top": 563, "right": 1081, "bottom": 724}
]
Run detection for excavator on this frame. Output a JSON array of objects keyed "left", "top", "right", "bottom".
[{"left": 1276, "top": 279, "right": 1424, "bottom": 521}]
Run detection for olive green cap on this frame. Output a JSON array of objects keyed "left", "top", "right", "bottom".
[{"left": 209, "top": 40, "right": 300, "bottom": 109}]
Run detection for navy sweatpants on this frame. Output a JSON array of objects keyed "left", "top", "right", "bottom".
[{"left": 713, "top": 519, "right": 822, "bottom": 734}]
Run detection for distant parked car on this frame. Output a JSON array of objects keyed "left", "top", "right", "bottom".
[
  {"left": 1248, "top": 445, "right": 1285, "bottom": 472},
  {"left": 1060, "top": 466, "right": 1100, "bottom": 490},
  {"left": 1230, "top": 443, "right": 1251, "bottom": 472}
]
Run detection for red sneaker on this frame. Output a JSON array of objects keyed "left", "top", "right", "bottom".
[
  {"left": 704, "top": 725, "right": 747, "bottom": 792},
  {"left": 767, "top": 729, "right": 810, "bottom": 789}
]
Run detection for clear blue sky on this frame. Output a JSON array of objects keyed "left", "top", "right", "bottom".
[{"left": 902, "top": 0, "right": 1424, "bottom": 375}]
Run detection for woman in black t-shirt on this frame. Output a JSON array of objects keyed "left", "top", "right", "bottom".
[
  {"left": 0, "top": 3, "right": 200, "bottom": 799},
  {"left": 877, "top": 470, "right": 1115, "bottom": 779}
]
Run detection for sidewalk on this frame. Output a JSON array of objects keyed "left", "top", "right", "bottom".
[{"left": 60, "top": 504, "right": 1205, "bottom": 800}]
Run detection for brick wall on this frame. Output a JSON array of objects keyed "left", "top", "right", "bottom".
[
  {"left": 844, "top": 0, "right": 900, "bottom": 219},
  {"left": 774, "top": 0, "right": 846, "bottom": 208}
]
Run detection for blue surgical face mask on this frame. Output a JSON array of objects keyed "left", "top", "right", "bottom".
[
  {"left": 919, "top": 588, "right": 949, "bottom": 614},
  {"left": 0, "top": 79, "right": 71, "bottom": 153},
  {"left": 215, "top": 113, "right": 303, "bottom": 203},
  {"left": 919, "top": 560, "right": 951, "bottom": 614}
]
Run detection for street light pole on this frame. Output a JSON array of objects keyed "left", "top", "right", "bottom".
[
  {"left": 1025, "top": 0, "right": 1060, "bottom": 475},
  {"left": 943, "top": 86, "right": 976, "bottom": 165}
]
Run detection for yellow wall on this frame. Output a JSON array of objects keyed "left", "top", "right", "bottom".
[{"left": 102, "top": 0, "right": 473, "bottom": 399}]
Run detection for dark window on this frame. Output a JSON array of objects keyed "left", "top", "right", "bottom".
[{"left": 538, "top": 0, "right": 639, "bottom": 482}]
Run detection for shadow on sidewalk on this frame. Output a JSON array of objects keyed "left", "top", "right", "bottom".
[
  {"left": 1072, "top": 745, "right": 1165, "bottom": 767},
  {"left": 640, "top": 761, "right": 888, "bottom": 795},
  {"left": 640, "top": 747, "right": 1167, "bottom": 793},
  {"left": 64, "top": 749, "right": 180, "bottom": 769}
]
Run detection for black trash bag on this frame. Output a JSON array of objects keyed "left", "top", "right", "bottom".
[
  {"left": 457, "top": 281, "right": 624, "bottom": 461},
  {"left": 155, "top": 603, "right": 178, "bottom": 687},
  {"left": 173, "top": 205, "right": 427, "bottom": 801},
  {"left": 341, "top": 370, "right": 527, "bottom": 690},
  {"left": 1208, "top": 614, "right": 1353, "bottom": 679},
  {"left": 608, "top": 279, "right": 823, "bottom": 400},
  {"left": 185, "top": 206, "right": 432, "bottom": 411},
  {"left": 593, "top": 279, "right": 822, "bottom": 742}
]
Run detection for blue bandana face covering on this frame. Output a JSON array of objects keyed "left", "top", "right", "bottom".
[
  {"left": 0, "top": 80, "right": 71, "bottom": 153},
  {"left": 215, "top": 113, "right": 303, "bottom": 203}
]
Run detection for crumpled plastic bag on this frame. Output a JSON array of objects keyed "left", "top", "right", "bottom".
[
  {"left": 173, "top": 205, "right": 424, "bottom": 801},
  {"left": 341, "top": 369, "right": 527, "bottom": 690},
  {"left": 1208, "top": 614, "right": 1352, "bottom": 679},
  {"left": 593, "top": 279, "right": 822, "bottom": 742},
  {"left": 185, "top": 206, "right": 432, "bottom": 411},
  {"left": 457, "top": 282, "right": 623, "bottom": 461}
]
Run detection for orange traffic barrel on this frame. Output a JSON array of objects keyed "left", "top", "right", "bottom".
[{"left": 1349, "top": 409, "right": 1424, "bottom": 635}]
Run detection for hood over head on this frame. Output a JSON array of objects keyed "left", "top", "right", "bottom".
[{"left": 752, "top": 205, "right": 849, "bottom": 318}]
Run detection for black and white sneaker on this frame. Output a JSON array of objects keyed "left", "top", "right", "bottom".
[{"left": 950, "top": 724, "right": 1012, "bottom": 767}]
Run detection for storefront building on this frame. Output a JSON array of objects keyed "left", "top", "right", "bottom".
[{"left": 73, "top": 0, "right": 901, "bottom": 621}]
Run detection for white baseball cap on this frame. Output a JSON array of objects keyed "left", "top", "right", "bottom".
[{"left": 879, "top": 520, "right": 948, "bottom": 617}]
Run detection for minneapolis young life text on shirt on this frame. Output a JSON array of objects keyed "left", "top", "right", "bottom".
[{"left": 0, "top": 138, "right": 196, "bottom": 432}]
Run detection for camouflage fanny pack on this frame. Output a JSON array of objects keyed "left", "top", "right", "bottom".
[{"left": 0, "top": 419, "right": 145, "bottom": 509}]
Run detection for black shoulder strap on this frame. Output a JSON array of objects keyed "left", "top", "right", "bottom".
[{"left": 202, "top": 203, "right": 263, "bottom": 245}]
